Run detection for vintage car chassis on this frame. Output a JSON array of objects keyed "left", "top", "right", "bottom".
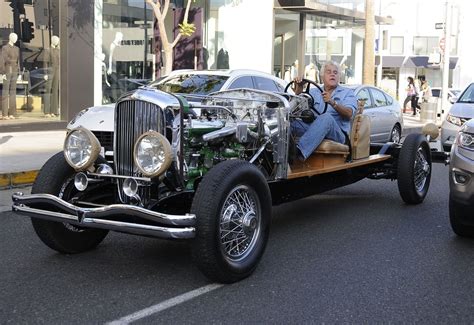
[{"left": 11, "top": 86, "right": 449, "bottom": 283}]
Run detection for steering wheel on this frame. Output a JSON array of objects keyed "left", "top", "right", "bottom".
[{"left": 284, "top": 78, "right": 328, "bottom": 123}]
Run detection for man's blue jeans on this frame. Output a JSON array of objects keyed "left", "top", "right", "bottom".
[{"left": 291, "top": 114, "right": 346, "bottom": 160}]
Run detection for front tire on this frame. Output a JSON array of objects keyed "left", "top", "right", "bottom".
[
  {"left": 397, "top": 133, "right": 432, "bottom": 204},
  {"left": 191, "top": 160, "right": 272, "bottom": 283},
  {"left": 31, "top": 152, "right": 109, "bottom": 254},
  {"left": 449, "top": 197, "right": 474, "bottom": 238},
  {"left": 390, "top": 124, "right": 401, "bottom": 144}
]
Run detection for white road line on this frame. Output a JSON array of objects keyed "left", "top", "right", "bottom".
[{"left": 106, "top": 283, "right": 224, "bottom": 325}]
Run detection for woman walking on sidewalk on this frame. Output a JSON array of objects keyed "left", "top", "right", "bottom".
[{"left": 403, "top": 77, "right": 417, "bottom": 115}]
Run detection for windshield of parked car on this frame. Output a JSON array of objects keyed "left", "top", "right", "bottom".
[
  {"left": 151, "top": 74, "right": 229, "bottom": 95},
  {"left": 458, "top": 84, "right": 474, "bottom": 103}
]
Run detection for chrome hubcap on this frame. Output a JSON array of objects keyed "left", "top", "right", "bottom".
[
  {"left": 392, "top": 128, "right": 401, "bottom": 143},
  {"left": 219, "top": 185, "right": 261, "bottom": 262},
  {"left": 414, "top": 147, "right": 430, "bottom": 192}
]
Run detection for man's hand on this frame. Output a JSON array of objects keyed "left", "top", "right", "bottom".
[
  {"left": 292, "top": 77, "right": 304, "bottom": 95},
  {"left": 322, "top": 91, "right": 332, "bottom": 104}
]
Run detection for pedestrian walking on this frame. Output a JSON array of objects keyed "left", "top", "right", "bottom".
[{"left": 403, "top": 77, "right": 417, "bottom": 115}]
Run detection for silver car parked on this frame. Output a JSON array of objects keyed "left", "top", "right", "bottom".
[
  {"left": 348, "top": 85, "right": 404, "bottom": 143},
  {"left": 441, "top": 83, "right": 474, "bottom": 151},
  {"left": 449, "top": 118, "right": 474, "bottom": 237}
]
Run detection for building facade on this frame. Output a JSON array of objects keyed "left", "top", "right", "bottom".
[
  {"left": 0, "top": 0, "right": 391, "bottom": 131},
  {"left": 374, "top": 0, "right": 464, "bottom": 106}
]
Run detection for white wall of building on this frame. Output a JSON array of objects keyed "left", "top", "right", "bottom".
[
  {"left": 453, "top": 0, "right": 474, "bottom": 90},
  {"left": 218, "top": 0, "right": 274, "bottom": 73}
]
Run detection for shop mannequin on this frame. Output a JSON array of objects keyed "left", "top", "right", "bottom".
[
  {"left": 290, "top": 60, "right": 299, "bottom": 80},
  {"left": 100, "top": 52, "right": 112, "bottom": 103},
  {"left": 1, "top": 33, "right": 20, "bottom": 120},
  {"left": 43, "top": 35, "right": 60, "bottom": 117},
  {"left": 100, "top": 53, "right": 110, "bottom": 87},
  {"left": 304, "top": 62, "right": 319, "bottom": 82},
  {"left": 107, "top": 32, "right": 123, "bottom": 101},
  {"left": 108, "top": 32, "right": 123, "bottom": 75}
]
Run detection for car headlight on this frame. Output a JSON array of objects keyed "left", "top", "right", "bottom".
[
  {"left": 457, "top": 131, "right": 474, "bottom": 150},
  {"left": 447, "top": 114, "right": 462, "bottom": 126},
  {"left": 64, "top": 127, "right": 101, "bottom": 171},
  {"left": 134, "top": 131, "right": 172, "bottom": 177}
]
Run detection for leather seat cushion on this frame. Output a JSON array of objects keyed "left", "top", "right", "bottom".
[{"left": 315, "top": 139, "right": 349, "bottom": 154}]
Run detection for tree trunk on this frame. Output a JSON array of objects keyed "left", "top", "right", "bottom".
[
  {"left": 363, "top": 0, "right": 375, "bottom": 85},
  {"left": 164, "top": 45, "right": 173, "bottom": 75}
]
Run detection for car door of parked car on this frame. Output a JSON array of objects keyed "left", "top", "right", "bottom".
[
  {"left": 368, "top": 87, "right": 394, "bottom": 142},
  {"left": 357, "top": 87, "right": 381, "bottom": 142}
]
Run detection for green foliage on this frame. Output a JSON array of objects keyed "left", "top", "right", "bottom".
[{"left": 178, "top": 22, "right": 196, "bottom": 37}]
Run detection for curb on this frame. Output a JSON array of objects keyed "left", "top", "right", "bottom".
[{"left": 0, "top": 170, "right": 39, "bottom": 189}]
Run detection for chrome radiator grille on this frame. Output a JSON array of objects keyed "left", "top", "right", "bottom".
[{"left": 114, "top": 100, "right": 165, "bottom": 203}]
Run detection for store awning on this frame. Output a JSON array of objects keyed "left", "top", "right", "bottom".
[
  {"left": 377, "top": 55, "right": 459, "bottom": 69},
  {"left": 275, "top": 0, "right": 394, "bottom": 25},
  {"left": 377, "top": 55, "right": 405, "bottom": 67}
]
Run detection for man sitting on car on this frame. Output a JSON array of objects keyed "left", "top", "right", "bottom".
[{"left": 291, "top": 60, "right": 357, "bottom": 161}]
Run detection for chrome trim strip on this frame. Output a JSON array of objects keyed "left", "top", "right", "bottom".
[
  {"left": 87, "top": 172, "right": 152, "bottom": 182},
  {"left": 12, "top": 205, "right": 194, "bottom": 239},
  {"left": 12, "top": 192, "right": 195, "bottom": 226},
  {"left": 82, "top": 218, "right": 195, "bottom": 239}
]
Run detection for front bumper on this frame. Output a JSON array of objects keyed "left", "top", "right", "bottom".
[
  {"left": 12, "top": 192, "right": 195, "bottom": 239},
  {"left": 441, "top": 121, "right": 460, "bottom": 150},
  {"left": 449, "top": 145, "right": 474, "bottom": 206}
]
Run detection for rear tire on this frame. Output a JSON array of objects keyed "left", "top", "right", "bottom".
[
  {"left": 397, "top": 133, "right": 432, "bottom": 204},
  {"left": 449, "top": 197, "right": 474, "bottom": 238},
  {"left": 191, "top": 160, "right": 272, "bottom": 283},
  {"left": 31, "top": 152, "right": 109, "bottom": 254}
]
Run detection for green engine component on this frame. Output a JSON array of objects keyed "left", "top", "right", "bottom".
[
  {"left": 222, "top": 142, "right": 244, "bottom": 158},
  {"left": 184, "top": 143, "right": 246, "bottom": 190}
]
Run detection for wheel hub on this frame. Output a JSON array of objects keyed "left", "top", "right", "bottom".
[
  {"left": 242, "top": 211, "right": 257, "bottom": 235},
  {"left": 222, "top": 204, "right": 238, "bottom": 230}
]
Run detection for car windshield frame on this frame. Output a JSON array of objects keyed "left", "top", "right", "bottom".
[
  {"left": 150, "top": 74, "right": 229, "bottom": 95},
  {"left": 458, "top": 84, "right": 474, "bottom": 103}
]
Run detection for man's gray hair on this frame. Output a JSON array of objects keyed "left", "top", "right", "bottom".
[{"left": 319, "top": 60, "right": 341, "bottom": 79}]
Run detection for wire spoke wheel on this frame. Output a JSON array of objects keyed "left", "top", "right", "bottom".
[
  {"left": 397, "top": 133, "right": 432, "bottom": 204},
  {"left": 191, "top": 160, "right": 271, "bottom": 283},
  {"left": 413, "top": 147, "right": 430, "bottom": 193},
  {"left": 220, "top": 185, "right": 261, "bottom": 262}
]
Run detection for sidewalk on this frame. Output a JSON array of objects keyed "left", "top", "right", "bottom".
[{"left": 0, "top": 130, "right": 66, "bottom": 188}]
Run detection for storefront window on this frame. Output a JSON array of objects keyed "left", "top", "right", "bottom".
[
  {"left": 273, "top": 11, "right": 299, "bottom": 81},
  {"left": 413, "top": 36, "right": 438, "bottom": 56},
  {"left": 304, "top": 15, "right": 364, "bottom": 84},
  {"left": 1, "top": 0, "right": 60, "bottom": 121},
  {"left": 390, "top": 36, "right": 404, "bottom": 55},
  {"left": 99, "top": 0, "right": 155, "bottom": 104}
]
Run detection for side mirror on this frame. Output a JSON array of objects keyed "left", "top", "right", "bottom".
[{"left": 449, "top": 96, "right": 457, "bottom": 104}]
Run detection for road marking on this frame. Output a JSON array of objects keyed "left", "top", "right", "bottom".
[{"left": 106, "top": 283, "right": 224, "bottom": 324}]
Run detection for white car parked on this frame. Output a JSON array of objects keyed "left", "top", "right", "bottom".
[
  {"left": 440, "top": 83, "right": 474, "bottom": 151},
  {"left": 68, "top": 69, "right": 289, "bottom": 133}
]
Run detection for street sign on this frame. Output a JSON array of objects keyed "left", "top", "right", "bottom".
[{"left": 435, "top": 22, "right": 445, "bottom": 29}]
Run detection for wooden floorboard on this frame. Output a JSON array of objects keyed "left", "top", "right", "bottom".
[{"left": 287, "top": 154, "right": 391, "bottom": 179}]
